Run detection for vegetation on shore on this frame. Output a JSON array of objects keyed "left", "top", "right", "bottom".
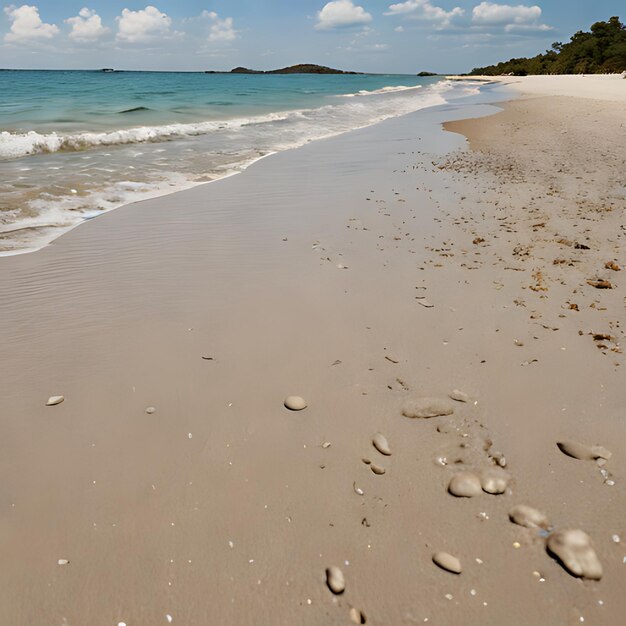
[
  {"left": 470, "top": 16, "right": 626, "bottom": 75},
  {"left": 206, "top": 64, "right": 360, "bottom": 75}
]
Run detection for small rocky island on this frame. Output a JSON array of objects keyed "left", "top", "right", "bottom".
[{"left": 206, "top": 64, "right": 361, "bottom": 75}]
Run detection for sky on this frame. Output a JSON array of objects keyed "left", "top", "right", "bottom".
[{"left": 0, "top": 1, "right": 623, "bottom": 73}]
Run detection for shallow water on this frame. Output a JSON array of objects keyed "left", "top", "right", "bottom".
[{"left": 0, "top": 70, "right": 479, "bottom": 254}]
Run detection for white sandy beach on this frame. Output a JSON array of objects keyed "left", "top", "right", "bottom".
[{"left": 0, "top": 76, "right": 625, "bottom": 625}]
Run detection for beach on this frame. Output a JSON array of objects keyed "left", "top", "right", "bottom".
[{"left": 0, "top": 75, "right": 625, "bottom": 625}]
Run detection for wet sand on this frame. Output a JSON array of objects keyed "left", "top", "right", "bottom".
[{"left": 0, "top": 90, "right": 624, "bottom": 625}]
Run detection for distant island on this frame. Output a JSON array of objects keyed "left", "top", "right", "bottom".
[
  {"left": 206, "top": 64, "right": 362, "bottom": 75},
  {"left": 417, "top": 71, "right": 438, "bottom": 77},
  {"left": 471, "top": 16, "right": 626, "bottom": 76}
]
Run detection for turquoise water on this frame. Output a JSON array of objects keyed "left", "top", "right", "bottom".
[
  {"left": 0, "top": 70, "right": 479, "bottom": 254},
  {"left": 1, "top": 70, "right": 439, "bottom": 134}
]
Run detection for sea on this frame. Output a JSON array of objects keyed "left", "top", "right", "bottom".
[{"left": 0, "top": 70, "right": 480, "bottom": 255}]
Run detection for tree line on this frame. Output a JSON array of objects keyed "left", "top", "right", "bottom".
[{"left": 470, "top": 17, "right": 626, "bottom": 76}]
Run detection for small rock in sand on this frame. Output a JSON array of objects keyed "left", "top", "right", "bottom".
[
  {"left": 284, "top": 396, "right": 307, "bottom": 411},
  {"left": 481, "top": 468, "right": 511, "bottom": 495},
  {"left": 547, "top": 529, "right": 602, "bottom": 580},
  {"left": 349, "top": 607, "right": 367, "bottom": 624},
  {"left": 402, "top": 397, "right": 454, "bottom": 419},
  {"left": 509, "top": 504, "right": 549, "bottom": 529},
  {"left": 448, "top": 472, "right": 482, "bottom": 497},
  {"left": 46, "top": 396, "right": 64, "bottom": 406},
  {"left": 557, "top": 440, "right": 611, "bottom": 461},
  {"left": 57, "top": 559, "right": 70, "bottom": 566},
  {"left": 432, "top": 552, "right": 462, "bottom": 574},
  {"left": 372, "top": 433, "right": 392, "bottom": 456},
  {"left": 145, "top": 407, "right": 156, "bottom": 415},
  {"left": 449, "top": 389, "right": 469, "bottom": 403},
  {"left": 326, "top": 566, "right": 346, "bottom": 594},
  {"left": 370, "top": 464, "right": 386, "bottom": 475}
]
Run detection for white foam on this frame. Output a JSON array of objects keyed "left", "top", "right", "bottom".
[
  {"left": 1, "top": 79, "right": 485, "bottom": 256},
  {"left": 0, "top": 110, "right": 295, "bottom": 160},
  {"left": 341, "top": 84, "right": 424, "bottom": 97}
]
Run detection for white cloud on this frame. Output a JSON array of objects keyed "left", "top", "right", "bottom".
[
  {"left": 66, "top": 8, "right": 109, "bottom": 42},
  {"left": 315, "top": 0, "right": 373, "bottom": 30},
  {"left": 116, "top": 5, "right": 172, "bottom": 43},
  {"left": 385, "top": 1, "right": 464, "bottom": 30},
  {"left": 4, "top": 4, "right": 59, "bottom": 42},
  {"left": 201, "top": 11, "right": 238, "bottom": 42},
  {"left": 395, "top": 25, "right": 405, "bottom": 32},
  {"left": 471, "top": 2, "right": 550, "bottom": 30}
]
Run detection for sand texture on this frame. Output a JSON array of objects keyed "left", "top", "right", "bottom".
[{"left": 0, "top": 91, "right": 624, "bottom": 625}]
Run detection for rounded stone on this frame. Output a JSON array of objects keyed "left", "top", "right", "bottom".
[
  {"left": 509, "top": 504, "right": 549, "bottom": 529},
  {"left": 448, "top": 472, "right": 482, "bottom": 497},
  {"left": 547, "top": 529, "right": 602, "bottom": 580},
  {"left": 372, "top": 433, "right": 392, "bottom": 456},
  {"left": 284, "top": 396, "right": 307, "bottom": 411},
  {"left": 326, "top": 566, "right": 345, "bottom": 594},
  {"left": 432, "top": 552, "right": 462, "bottom": 574},
  {"left": 46, "top": 396, "right": 65, "bottom": 406},
  {"left": 481, "top": 468, "right": 510, "bottom": 495},
  {"left": 449, "top": 389, "right": 469, "bottom": 403}
]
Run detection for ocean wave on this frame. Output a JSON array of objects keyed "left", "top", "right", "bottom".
[
  {"left": 0, "top": 110, "right": 297, "bottom": 160},
  {"left": 0, "top": 83, "right": 449, "bottom": 160},
  {"left": 340, "top": 85, "right": 424, "bottom": 98}
]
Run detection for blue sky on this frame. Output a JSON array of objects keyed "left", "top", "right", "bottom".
[{"left": 0, "top": 1, "right": 623, "bottom": 72}]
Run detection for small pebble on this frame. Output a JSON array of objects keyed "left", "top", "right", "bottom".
[
  {"left": 547, "top": 529, "right": 603, "bottom": 580},
  {"left": 46, "top": 396, "right": 65, "bottom": 406},
  {"left": 326, "top": 566, "right": 345, "bottom": 594},
  {"left": 557, "top": 440, "right": 611, "bottom": 461},
  {"left": 432, "top": 552, "right": 462, "bottom": 574},
  {"left": 481, "top": 468, "right": 510, "bottom": 495},
  {"left": 448, "top": 472, "right": 482, "bottom": 497},
  {"left": 284, "top": 396, "right": 307, "bottom": 411},
  {"left": 449, "top": 389, "right": 469, "bottom": 403},
  {"left": 145, "top": 407, "right": 156, "bottom": 414},
  {"left": 57, "top": 559, "right": 69, "bottom": 566},
  {"left": 372, "top": 433, "right": 392, "bottom": 456},
  {"left": 509, "top": 504, "right": 549, "bottom": 529},
  {"left": 349, "top": 607, "right": 366, "bottom": 624},
  {"left": 370, "top": 464, "right": 385, "bottom": 475}
]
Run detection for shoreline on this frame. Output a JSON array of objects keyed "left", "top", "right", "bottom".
[
  {"left": 1, "top": 82, "right": 624, "bottom": 625},
  {"left": 0, "top": 77, "right": 472, "bottom": 258}
]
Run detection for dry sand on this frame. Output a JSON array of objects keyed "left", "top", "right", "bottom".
[
  {"left": 448, "top": 73, "right": 626, "bottom": 102},
  {"left": 0, "top": 87, "right": 624, "bottom": 625}
]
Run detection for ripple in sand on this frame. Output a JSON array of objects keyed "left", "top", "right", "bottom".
[
  {"left": 372, "top": 433, "right": 391, "bottom": 456},
  {"left": 557, "top": 440, "right": 611, "bottom": 461},
  {"left": 547, "top": 529, "right": 602, "bottom": 580},
  {"left": 46, "top": 396, "right": 64, "bottom": 406},
  {"left": 284, "top": 396, "right": 307, "bottom": 411},
  {"left": 326, "top": 566, "right": 346, "bottom": 594},
  {"left": 432, "top": 552, "right": 462, "bottom": 574},
  {"left": 448, "top": 472, "right": 482, "bottom": 497},
  {"left": 509, "top": 505, "right": 549, "bottom": 529},
  {"left": 402, "top": 397, "right": 454, "bottom": 419}
]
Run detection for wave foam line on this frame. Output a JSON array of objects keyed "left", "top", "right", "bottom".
[{"left": 0, "top": 110, "right": 297, "bottom": 160}]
